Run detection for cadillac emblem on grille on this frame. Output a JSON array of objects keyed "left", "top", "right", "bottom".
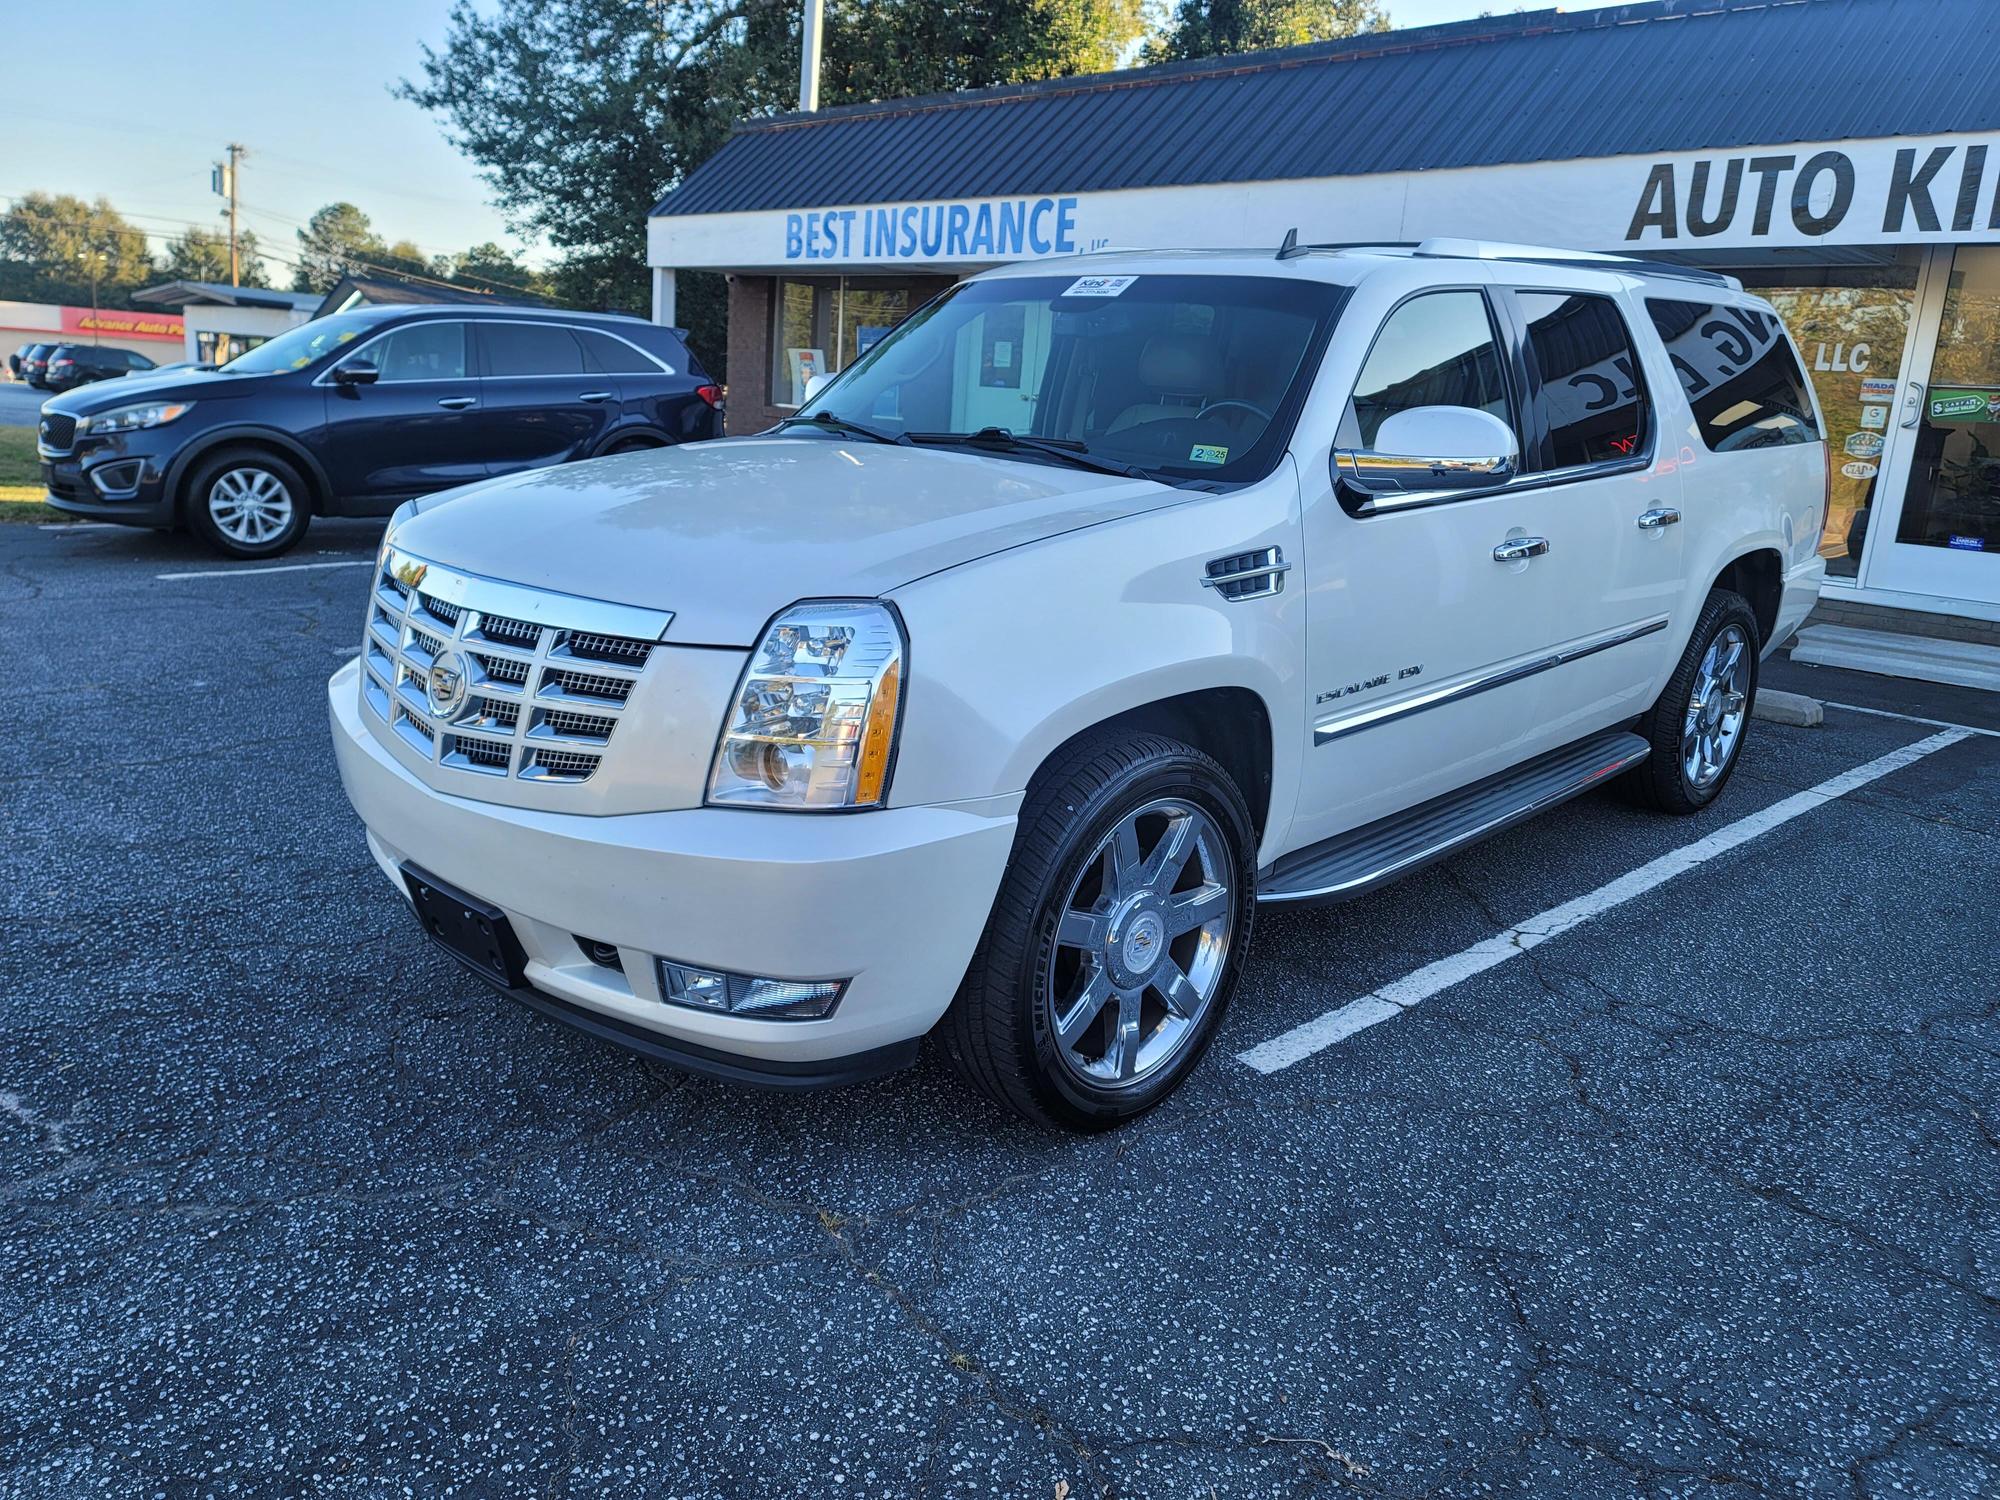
[{"left": 426, "top": 650, "right": 469, "bottom": 717}]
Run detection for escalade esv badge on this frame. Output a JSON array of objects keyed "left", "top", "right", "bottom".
[{"left": 426, "top": 651, "right": 468, "bottom": 718}]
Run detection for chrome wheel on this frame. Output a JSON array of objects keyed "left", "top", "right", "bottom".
[
  {"left": 207, "top": 466, "right": 295, "bottom": 546},
  {"left": 1682, "top": 623, "right": 1750, "bottom": 788},
  {"left": 1045, "top": 797, "right": 1235, "bottom": 1090}
]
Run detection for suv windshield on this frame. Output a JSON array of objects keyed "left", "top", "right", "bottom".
[
  {"left": 217, "top": 314, "right": 375, "bottom": 375},
  {"left": 795, "top": 273, "right": 1345, "bottom": 484}
]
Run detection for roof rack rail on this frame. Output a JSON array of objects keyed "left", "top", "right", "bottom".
[{"left": 1413, "top": 237, "right": 1742, "bottom": 290}]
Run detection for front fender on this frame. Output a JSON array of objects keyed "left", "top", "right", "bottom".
[
  {"left": 885, "top": 471, "right": 1309, "bottom": 864},
  {"left": 163, "top": 424, "right": 334, "bottom": 517}
]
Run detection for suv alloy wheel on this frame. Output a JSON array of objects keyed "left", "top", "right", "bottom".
[
  {"left": 945, "top": 733, "right": 1256, "bottom": 1129},
  {"left": 1620, "top": 588, "right": 1762, "bottom": 813},
  {"left": 186, "top": 449, "right": 312, "bottom": 560}
]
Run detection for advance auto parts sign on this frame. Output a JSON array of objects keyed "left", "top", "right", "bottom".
[{"left": 1927, "top": 388, "right": 2000, "bottom": 422}]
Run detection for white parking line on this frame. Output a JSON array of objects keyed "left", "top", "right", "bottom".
[
  {"left": 155, "top": 559, "right": 373, "bottom": 581},
  {"left": 1237, "top": 728, "right": 1972, "bottom": 1075},
  {"left": 38, "top": 522, "right": 106, "bottom": 532},
  {"left": 1824, "top": 700, "right": 2000, "bottom": 740}
]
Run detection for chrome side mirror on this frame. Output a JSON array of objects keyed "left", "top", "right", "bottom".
[{"left": 1334, "top": 405, "right": 1517, "bottom": 503}]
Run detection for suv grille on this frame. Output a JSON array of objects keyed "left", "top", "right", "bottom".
[
  {"left": 360, "top": 556, "right": 657, "bottom": 784},
  {"left": 39, "top": 413, "right": 76, "bottom": 452}
]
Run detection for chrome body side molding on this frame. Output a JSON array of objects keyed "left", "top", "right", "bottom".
[{"left": 1312, "top": 614, "right": 1671, "bottom": 746}]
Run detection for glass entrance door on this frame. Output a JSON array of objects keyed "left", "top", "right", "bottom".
[{"left": 1862, "top": 246, "right": 2000, "bottom": 605}]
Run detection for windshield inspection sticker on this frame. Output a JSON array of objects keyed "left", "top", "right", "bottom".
[
  {"left": 1062, "top": 275, "right": 1137, "bottom": 298},
  {"left": 1189, "top": 444, "right": 1229, "bottom": 464}
]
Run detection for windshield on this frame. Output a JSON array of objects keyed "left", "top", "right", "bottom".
[
  {"left": 217, "top": 314, "right": 374, "bottom": 375},
  {"left": 795, "top": 273, "right": 1345, "bottom": 483}
]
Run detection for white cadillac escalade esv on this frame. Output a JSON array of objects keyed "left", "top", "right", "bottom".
[{"left": 329, "top": 239, "right": 1826, "bottom": 1129}]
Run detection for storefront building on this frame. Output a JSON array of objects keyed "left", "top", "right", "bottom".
[
  {"left": 647, "top": 0, "right": 2000, "bottom": 634},
  {"left": 0, "top": 299, "right": 183, "bottom": 370},
  {"left": 130, "top": 281, "right": 320, "bottom": 366}
]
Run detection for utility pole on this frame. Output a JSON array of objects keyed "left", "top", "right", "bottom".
[
  {"left": 77, "top": 248, "right": 105, "bottom": 343},
  {"left": 213, "top": 143, "right": 245, "bottom": 285},
  {"left": 799, "top": 0, "right": 822, "bottom": 112}
]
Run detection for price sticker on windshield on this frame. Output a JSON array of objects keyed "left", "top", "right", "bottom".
[{"left": 1062, "top": 275, "right": 1137, "bottom": 298}]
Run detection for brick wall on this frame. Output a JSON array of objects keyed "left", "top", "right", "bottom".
[
  {"left": 723, "top": 273, "right": 956, "bottom": 436},
  {"left": 1802, "top": 594, "right": 2000, "bottom": 647}
]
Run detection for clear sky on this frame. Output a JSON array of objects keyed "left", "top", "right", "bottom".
[
  {"left": 2, "top": 0, "right": 528, "bottom": 280},
  {"left": 1386, "top": 0, "right": 1623, "bottom": 24},
  {"left": 6, "top": 1, "right": 1629, "bottom": 283}
]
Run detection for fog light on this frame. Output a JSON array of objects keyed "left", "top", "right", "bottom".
[{"left": 656, "top": 959, "right": 845, "bottom": 1020}]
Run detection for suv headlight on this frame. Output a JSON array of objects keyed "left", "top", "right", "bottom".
[
  {"left": 707, "top": 600, "right": 905, "bottom": 811},
  {"left": 78, "top": 401, "right": 194, "bottom": 435}
]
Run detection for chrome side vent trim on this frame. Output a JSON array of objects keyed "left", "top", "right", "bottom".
[{"left": 1200, "top": 546, "right": 1290, "bottom": 601}]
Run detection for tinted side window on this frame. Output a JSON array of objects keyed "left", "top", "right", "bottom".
[
  {"left": 367, "top": 322, "right": 466, "bottom": 382},
  {"left": 482, "top": 322, "right": 585, "bottom": 377},
  {"left": 1646, "top": 298, "right": 1821, "bottom": 451},
  {"left": 1517, "top": 291, "right": 1650, "bottom": 468},
  {"left": 1342, "top": 290, "right": 1513, "bottom": 449},
  {"left": 576, "top": 328, "right": 659, "bottom": 374}
]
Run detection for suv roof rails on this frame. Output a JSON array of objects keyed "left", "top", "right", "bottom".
[{"left": 1413, "top": 237, "right": 1744, "bottom": 291}]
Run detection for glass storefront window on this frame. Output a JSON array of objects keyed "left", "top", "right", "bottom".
[
  {"left": 770, "top": 277, "right": 917, "bottom": 408},
  {"left": 1737, "top": 250, "right": 1922, "bottom": 580},
  {"left": 1896, "top": 246, "right": 2000, "bottom": 558},
  {"left": 195, "top": 330, "right": 271, "bottom": 365}
]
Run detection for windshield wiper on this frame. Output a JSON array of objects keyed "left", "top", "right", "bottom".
[
  {"left": 910, "top": 427, "right": 1151, "bottom": 480},
  {"left": 776, "top": 412, "right": 911, "bottom": 445}
]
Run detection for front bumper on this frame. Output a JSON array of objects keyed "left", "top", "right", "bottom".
[
  {"left": 328, "top": 662, "right": 1019, "bottom": 1079},
  {"left": 40, "top": 438, "right": 174, "bottom": 524}
]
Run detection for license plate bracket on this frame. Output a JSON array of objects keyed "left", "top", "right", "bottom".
[{"left": 401, "top": 863, "right": 526, "bottom": 989}]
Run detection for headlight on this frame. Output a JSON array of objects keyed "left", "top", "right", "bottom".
[
  {"left": 707, "top": 600, "right": 905, "bottom": 811},
  {"left": 78, "top": 401, "right": 194, "bottom": 435}
]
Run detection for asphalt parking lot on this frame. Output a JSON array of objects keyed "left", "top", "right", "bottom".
[
  {"left": 0, "top": 383, "right": 44, "bottom": 427},
  {"left": 3, "top": 519, "right": 1997, "bottom": 1499}
]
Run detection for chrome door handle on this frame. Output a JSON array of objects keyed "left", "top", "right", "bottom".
[
  {"left": 1637, "top": 507, "right": 1682, "bottom": 529},
  {"left": 1901, "top": 379, "right": 1923, "bottom": 430},
  {"left": 435, "top": 396, "right": 476, "bottom": 410},
  {"left": 579, "top": 390, "right": 615, "bottom": 404},
  {"left": 1492, "top": 536, "right": 1550, "bottom": 562}
]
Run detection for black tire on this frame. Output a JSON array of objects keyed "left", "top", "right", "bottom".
[
  {"left": 942, "top": 733, "right": 1257, "bottom": 1131},
  {"left": 1619, "top": 588, "right": 1762, "bottom": 814},
  {"left": 605, "top": 436, "right": 663, "bottom": 456},
  {"left": 184, "top": 448, "right": 312, "bottom": 560}
]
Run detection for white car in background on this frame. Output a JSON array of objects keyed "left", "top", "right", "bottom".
[{"left": 330, "top": 239, "right": 1826, "bottom": 1129}]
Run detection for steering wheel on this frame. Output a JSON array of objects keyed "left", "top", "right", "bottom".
[{"left": 1195, "top": 399, "right": 1274, "bottom": 426}]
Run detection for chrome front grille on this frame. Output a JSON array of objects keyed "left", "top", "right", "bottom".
[{"left": 361, "top": 551, "right": 665, "bottom": 785}]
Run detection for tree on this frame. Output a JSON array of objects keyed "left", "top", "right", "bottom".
[
  {"left": 292, "top": 201, "right": 388, "bottom": 292},
  {"left": 1146, "top": 0, "right": 1386, "bottom": 62},
  {"left": 0, "top": 192, "right": 155, "bottom": 307},
  {"left": 398, "top": 0, "right": 1150, "bottom": 376},
  {"left": 453, "top": 240, "right": 541, "bottom": 292},
  {"left": 162, "top": 225, "right": 270, "bottom": 287}
]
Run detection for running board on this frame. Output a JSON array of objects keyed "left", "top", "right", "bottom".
[{"left": 1258, "top": 728, "right": 1650, "bottom": 905}]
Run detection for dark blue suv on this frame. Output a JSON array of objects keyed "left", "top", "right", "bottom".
[{"left": 38, "top": 305, "right": 724, "bottom": 558}]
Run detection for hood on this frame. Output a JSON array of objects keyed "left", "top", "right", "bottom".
[
  {"left": 44, "top": 366, "right": 246, "bottom": 414},
  {"left": 391, "top": 436, "right": 1185, "bottom": 645}
]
